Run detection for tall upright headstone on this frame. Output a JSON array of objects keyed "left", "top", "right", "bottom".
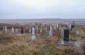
[
  {"left": 82, "top": 43, "right": 85, "bottom": 55},
  {"left": 84, "top": 48, "right": 85, "bottom": 55},
  {"left": 53, "top": 25, "right": 56, "bottom": 30},
  {"left": 49, "top": 25, "right": 53, "bottom": 37},
  {"left": 36, "top": 25, "right": 39, "bottom": 31},
  {"left": 29, "top": 27, "right": 31, "bottom": 34},
  {"left": 3, "top": 26, "right": 5, "bottom": 32},
  {"left": 72, "top": 21, "right": 75, "bottom": 28},
  {"left": 12, "top": 27, "right": 14, "bottom": 33},
  {"left": 45, "top": 24, "right": 48, "bottom": 31},
  {"left": 63, "top": 29, "right": 69, "bottom": 41},
  {"left": 21, "top": 27, "right": 24, "bottom": 34},
  {"left": 40, "top": 25, "right": 42, "bottom": 33},
  {"left": 15, "top": 28, "right": 18, "bottom": 34},
  {"left": 68, "top": 24, "right": 71, "bottom": 30},
  {"left": 47, "top": 25, "right": 50, "bottom": 31},
  {"left": 4, "top": 26, "right": 7, "bottom": 33},
  {"left": 31, "top": 27, "right": 36, "bottom": 40},
  {"left": 25, "top": 26, "right": 29, "bottom": 33},
  {"left": 57, "top": 24, "right": 59, "bottom": 28},
  {"left": 83, "top": 46, "right": 85, "bottom": 55}
]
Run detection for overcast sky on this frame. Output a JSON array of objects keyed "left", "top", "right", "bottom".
[{"left": 0, "top": 0, "right": 85, "bottom": 19}]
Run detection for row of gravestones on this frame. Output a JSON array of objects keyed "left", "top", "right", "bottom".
[
  {"left": 1, "top": 24, "right": 59, "bottom": 39},
  {"left": 2, "top": 26, "right": 21, "bottom": 34},
  {"left": 2, "top": 23, "right": 74, "bottom": 41},
  {"left": 1, "top": 23, "right": 76, "bottom": 41},
  {"left": 31, "top": 23, "right": 75, "bottom": 41},
  {"left": 31, "top": 24, "right": 59, "bottom": 40}
]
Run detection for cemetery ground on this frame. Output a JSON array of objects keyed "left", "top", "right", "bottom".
[
  {"left": 0, "top": 24, "right": 85, "bottom": 55},
  {"left": 0, "top": 31, "right": 84, "bottom": 55}
]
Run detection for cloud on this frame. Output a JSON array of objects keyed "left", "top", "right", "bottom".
[{"left": 0, "top": 0, "right": 85, "bottom": 19}]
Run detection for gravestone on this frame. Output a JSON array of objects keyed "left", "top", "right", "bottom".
[
  {"left": 76, "top": 31, "right": 80, "bottom": 35},
  {"left": 31, "top": 27, "right": 36, "bottom": 40},
  {"left": 47, "top": 25, "right": 50, "bottom": 31},
  {"left": 15, "top": 28, "right": 18, "bottom": 34},
  {"left": 63, "top": 29, "right": 69, "bottom": 41},
  {"left": 53, "top": 25, "right": 56, "bottom": 30},
  {"left": 68, "top": 24, "right": 74, "bottom": 30},
  {"left": 72, "top": 21, "right": 75, "bottom": 28},
  {"left": 4, "top": 26, "right": 7, "bottom": 33},
  {"left": 60, "top": 29, "right": 70, "bottom": 45},
  {"left": 3, "top": 26, "right": 5, "bottom": 32},
  {"left": 40, "top": 25, "right": 43, "bottom": 33},
  {"left": 82, "top": 44, "right": 85, "bottom": 55},
  {"left": 29, "top": 27, "right": 32, "bottom": 34},
  {"left": 12, "top": 27, "right": 14, "bottom": 33},
  {"left": 25, "top": 26, "right": 29, "bottom": 33},
  {"left": 57, "top": 24, "right": 59, "bottom": 28},
  {"left": 21, "top": 27, "right": 24, "bottom": 34},
  {"left": 36, "top": 25, "right": 39, "bottom": 31},
  {"left": 68, "top": 24, "right": 72, "bottom": 30},
  {"left": 49, "top": 25, "right": 53, "bottom": 37},
  {"left": 83, "top": 46, "right": 85, "bottom": 55},
  {"left": 45, "top": 24, "right": 48, "bottom": 31}
]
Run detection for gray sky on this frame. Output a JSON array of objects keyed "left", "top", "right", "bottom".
[{"left": 0, "top": 0, "right": 85, "bottom": 19}]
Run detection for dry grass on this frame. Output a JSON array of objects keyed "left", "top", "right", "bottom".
[{"left": 0, "top": 31, "right": 84, "bottom": 55}]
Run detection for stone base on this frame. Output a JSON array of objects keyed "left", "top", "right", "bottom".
[{"left": 56, "top": 40, "right": 74, "bottom": 47}]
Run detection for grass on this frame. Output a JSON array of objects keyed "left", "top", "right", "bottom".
[{"left": 0, "top": 26, "right": 84, "bottom": 55}]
